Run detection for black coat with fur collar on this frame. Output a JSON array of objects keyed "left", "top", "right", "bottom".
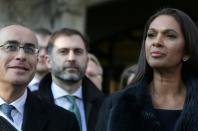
[{"left": 96, "top": 75, "right": 198, "bottom": 131}]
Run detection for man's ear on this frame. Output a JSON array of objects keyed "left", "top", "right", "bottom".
[
  {"left": 182, "top": 55, "right": 190, "bottom": 62},
  {"left": 46, "top": 55, "right": 52, "bottom": 69}
]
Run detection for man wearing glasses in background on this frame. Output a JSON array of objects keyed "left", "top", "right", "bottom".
[
  {"left": 0, "top": 25, "right": 79, "bottom": 131},
  {"left": 28, "top": 28, "right": 51, "bottom": 91}
]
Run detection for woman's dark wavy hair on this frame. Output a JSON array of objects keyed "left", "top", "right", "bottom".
[{"left": 132, "top": 8, "right": 198, "bottom": 83}]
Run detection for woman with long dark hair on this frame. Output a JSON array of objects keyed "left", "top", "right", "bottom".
[{"left": 96, "top": 8, "right": 198, "bottom": 131}]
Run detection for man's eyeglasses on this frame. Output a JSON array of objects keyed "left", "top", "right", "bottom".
[{"left": 0, "top": 40, "right": 39, "bottom": 56}]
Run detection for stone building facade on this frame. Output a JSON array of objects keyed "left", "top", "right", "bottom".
[{"left": 0, "top": 0, "right": 110, "bottom": 33}]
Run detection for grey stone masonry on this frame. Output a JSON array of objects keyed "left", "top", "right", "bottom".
[{"left": 0, "top": 0, "right": 88, "bottom": 33}]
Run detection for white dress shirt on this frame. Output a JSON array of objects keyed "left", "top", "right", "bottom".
[
  {"left": 51, "top": 82, "right": 87, "bottom": 131},
  {"left": 0, "top": 89, "right": 27, "bottom": 130},
  {"left": 28, "top": 77, "right": 40, "bottom": 91}
]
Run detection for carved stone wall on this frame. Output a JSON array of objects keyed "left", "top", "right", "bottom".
[
  {"left": 50, "top": 0, "right": 86, "bottom": 33},
  {"left": 0, "top": 0, "right": 87, "bottom": 33}
]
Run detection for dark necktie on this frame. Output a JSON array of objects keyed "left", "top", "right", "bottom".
[
  {"left": 0, "top": 104, "right": 15, "bottom": 122},
  {"left": 66, "top": 95, "right": 82, "bottom": 130}
]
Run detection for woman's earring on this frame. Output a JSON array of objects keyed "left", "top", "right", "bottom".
[{"left": 183, "top": 56, "right": 190, "bottom": 62}]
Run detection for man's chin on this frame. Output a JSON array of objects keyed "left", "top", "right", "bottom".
[
  {"left": 9, "top": 77, "right": 29, "bottom": 85},
  {"left": 59, "top": 76, "right": 81, "bottom": 84},
  {"left": 11, "top": 81, "right": 28, "bottom": 87},
  {"left": 36, "top": 66, "right": 48, "bottom": 72},
  {"left": 64, "top": 79, "right": 79, "bottom": 85}
]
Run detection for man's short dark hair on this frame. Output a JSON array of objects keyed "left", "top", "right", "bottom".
[{"left": 47, "top": 28, "right": 89, "bottom": 54}]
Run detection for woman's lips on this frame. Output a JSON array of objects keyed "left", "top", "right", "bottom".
[{"left": 151, "top": 51, "right": 165, "bottom": 57}]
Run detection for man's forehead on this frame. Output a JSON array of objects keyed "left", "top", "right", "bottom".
[
  {"left": 36, "top": 34, "right": 50, "bottom": 46},
  {"left": 54, "top": 35, "right": 86, "bottom": 49},
  {"left": 0, "top": 25, "right": 38, "bottom": 45}
]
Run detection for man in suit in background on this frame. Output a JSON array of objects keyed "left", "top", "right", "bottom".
[
  {"left": 37, "top": 28, "right": 105, "bottom": 131},
  {"left": 28, "top": 28, "right": 51, "bottom": 91},
  {"left": 0, "top": 25, "right": 79, "bottom": 131},
  {"left": 86, "top": 53, "right": 103, "bottom": 91}
]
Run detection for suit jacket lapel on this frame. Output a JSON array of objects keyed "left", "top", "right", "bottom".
[
  {"left": 82, "top": 77, "right": 105, "bottom": 131},
  {"left": 82, "top": 77, "right": 96, "bottom": 121},
  {"left": 22, "top": 91, "right": 49, "bottom": 131},
  {"left": 84, "top": 100, "right": 92, "bottom": 121},
  {"left": 38, "top": 73, "right": 55, "bottom": 104}
]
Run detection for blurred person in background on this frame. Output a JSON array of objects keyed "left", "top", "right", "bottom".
[
  {"left": 119, "top": 64, "right": 137, "bottom": 89},
  {"left": 28, "top": 28, "right": 51, "bottom": 91},
  {"left": 86, "top": 53, "right": 103, "bottom": 91}
]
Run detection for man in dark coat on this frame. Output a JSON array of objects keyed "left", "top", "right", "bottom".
[
  {"left": 37, "top": 28, "right": 105, "bottom": 131},
  {"left": 0, "top": 25, "right": 79, "bottom": 131}
]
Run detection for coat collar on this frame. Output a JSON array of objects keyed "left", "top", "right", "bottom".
[
  {"left": 81, "top": 76, "right": 105, "bottom": 119},
  {"left": 108, "top": 75, "right": 198, "bottom": 131},
  {"left": 38, "top": 73, "right": 105, "bottom": 130},
  {"left": 39, "top": 73, "right": 104, "bottom": 103},
  {"left": 22, "top": 90, "right": 49, "bottom": 131}
]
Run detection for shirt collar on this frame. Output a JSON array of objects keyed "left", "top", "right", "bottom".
[
  {"left": 28, "top": 77, "right": 40, "bottom": 87},
  {"left": 51, "top": 81, "right": 83, "bottom": 100},
  {"left": 0, "top": 89, "right": 27, "bottom": 115}
]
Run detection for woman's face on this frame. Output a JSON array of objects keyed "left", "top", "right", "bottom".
[{"left": 145, "top": 15, "right": 186, "bottom": 70}]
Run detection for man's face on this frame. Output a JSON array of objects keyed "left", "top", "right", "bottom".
[
  {"left": 86, "top": 60, "right": 103, "bottom": 90},
  {"left": 48, "top": 35, "right": 88, "bottom": 84},
  {"left": 0, "top": 25, "right": 38, "bottom": 87},
  {"left": 36, "top": 34, "right": 50, "bottom": 73}
]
